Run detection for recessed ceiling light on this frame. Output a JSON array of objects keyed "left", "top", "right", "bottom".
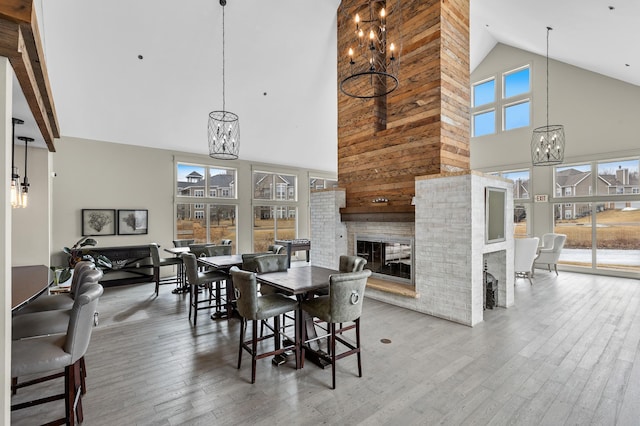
[
  {"left": 609, "top": 6, "right": 615, "bottom": 10},
  {"left": 138, "top": 54, "right": 143, "bottom": 60}
]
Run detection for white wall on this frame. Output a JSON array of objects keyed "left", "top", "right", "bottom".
[
  {"left": 11, "top": 145, "right": 51, "bottom": 266},
  {"left": 49, "top": 136, "right": 332, "bottom": 268},
  {"left": 470, "top": 43, "right": 640, "bottom": 237}
]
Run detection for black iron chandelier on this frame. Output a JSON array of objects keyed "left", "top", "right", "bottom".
[
  {"left": 340, "top": 0, "right": 402, "bottom": 99},
  {"left": 531, "top": 27, "right": 565, "bottom": 166},
  {"left": 208, "top": 0, "right": 240, "bottom": 160}
]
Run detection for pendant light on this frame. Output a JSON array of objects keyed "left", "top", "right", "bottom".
[
  {"left": 531, "top": 27, "right": 565, "bottom": 166},
  {"left": 208, "top": 0, "right": 240, "bottom": 160},
  {"left": 18, "top": 136, "right": 33, "bottom": 208},
  {"left": 11, "top": 118, "right": 24, "bottom": 208}
]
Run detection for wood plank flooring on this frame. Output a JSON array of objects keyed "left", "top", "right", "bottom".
[{"left": 10, "top": 270, "right": 640, "bottom": 425}]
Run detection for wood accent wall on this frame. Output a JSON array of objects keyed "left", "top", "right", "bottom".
[{"left": 337, "top": 0, "right": 470, "bottom": 214}]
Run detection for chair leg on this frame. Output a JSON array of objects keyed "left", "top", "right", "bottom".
[
  {"left": 251, "top": 319, "right": 258, "bottom": 384},
  {"left": 65, "top": 364, "right": 76, "bottom": 426},
  {"left": 74, "top": 361, "right": 84, "bottom": 423},
  {"left": 188, "top": 286, "right": 194, "bottom": 322},
  {"left": 554, "top": 263, "right": 559, "bottom": 275},
  {"left": 356, "top": 318, "right": 362, "bottom": 378},
  {"left": 193, "top": 286, "right": 199, "bottom": 326},
  {"left": 330, "top": 322, "right": 336, "bottom": 390},
  {"left": 238, "top": 318, "right": 245, "bottom": 369},
  {"left": 80, "top": 356, "right": 87, "bottom": 395}
]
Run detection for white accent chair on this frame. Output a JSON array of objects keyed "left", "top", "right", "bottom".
[
  {"left": 514, "top": 237, "right": 539, "bottom": 285},
  {"left": 534, "top": 233, "right": 567, "bottom": 275}
]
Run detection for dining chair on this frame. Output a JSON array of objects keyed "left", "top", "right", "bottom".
[
  {"left": 300, "top": 269, "right": 371, "bottom": 389},
  {"left": 150, "top": 243, "right": 184, "bottom": 296},
  {"left": 229, "top": 266, "right": 299, "bottom": 384},
  {"left": 188, "top": 243, "right": 215, "bottom": 257},
  {"left": 182, "top": 252, "right": 228, "bottom": 325},
  {"left": 11, "top": 283, "right": 103, "bottom": 426},
  {"left": 13, "top": 260, "right": 97, "bottom": 315},
  {"left": 12, "top": 268, "right": 104, "bottom": 340},
  {"left": 267, "top": 244, "right": 286, "bottom": 254},
  {"left": 204, "top": 244, "right": 232, "bottom": 257},
  {"left": 315, "top": 255, "right": 367, "bottom": 297},
  {"left": 173, "top": 239, "right": 195, "bottom": 247},
  {"left": 254, "top": 254, "right": 294, "bottom": 337},
  {"left": 220, "top": 239, "right": 232, "bottom": 245},
  {"left": 514, "top": 237, "right": 540, "bottom": 285}
]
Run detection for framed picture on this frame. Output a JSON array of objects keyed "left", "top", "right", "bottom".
[
  {"left": 82, "top": 209, "right": 116, "bottom": 236},
  {"left": 118, "top": 209, "right": 148, "bottom": 235}
]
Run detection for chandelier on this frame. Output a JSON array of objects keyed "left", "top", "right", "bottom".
[
  {"left": 208, "top": 0, "right": 240, "bottom": 160},
  {"left": 340, "top": 0, "right": 402, "bottom": 99},
  {"left": 531, "top": 27, "right": 565, "bottom": 166}
]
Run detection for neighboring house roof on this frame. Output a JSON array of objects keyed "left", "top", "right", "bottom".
[
  {"left": 186, "top": 171, "right": 203, "bottom": 180},
  {"left": 555, "top": 168, "right": 590, "bottom": 188}
]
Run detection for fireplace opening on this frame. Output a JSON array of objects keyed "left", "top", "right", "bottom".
[{"left": 356, "top": 236, "right": 413, "bottom": 285}]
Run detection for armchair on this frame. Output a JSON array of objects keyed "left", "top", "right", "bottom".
[
  {"left": 534, "top": 233, "right": 567, "bottom": 275},
  {"left": 514, "top": 237, "right": 539, "bottom": 285}
]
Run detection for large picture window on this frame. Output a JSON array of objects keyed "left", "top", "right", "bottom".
[{"left": 554, "top": 158, "right": 640, "bottom": 273}]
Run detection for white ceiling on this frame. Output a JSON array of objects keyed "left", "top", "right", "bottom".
[{"left": 12, "top": 0, "right": 640, "bottom": 173}]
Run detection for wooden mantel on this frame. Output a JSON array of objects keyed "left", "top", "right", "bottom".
[{"left": 0, "top": 0, "right": 60, "bottom": 152}]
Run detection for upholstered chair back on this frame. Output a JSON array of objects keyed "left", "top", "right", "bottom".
[
  {"left": 64, "top": 283, "right": 103, "bottom": 364},
  {"left": 254, "top": 254, "right": 288, "bottom": 274},
  {"left": 327, "top": 270, "right": 371, "bottom": 324},
  {"left": 173, "top": 239, "right": 195, "bottom": 247},
  {"left": 204, "top": 245, "right": 232, "bottom": 257},
  {"left": 229, "top": 267, "right": 259, "bottom": 320},
  {"left": 339, "top": 255, "right": 367, "bottom": 273}
]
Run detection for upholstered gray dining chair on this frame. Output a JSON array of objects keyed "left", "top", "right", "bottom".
[
  {"left": 204, "top": 244, "right": 232, "bottom": 257},
  {"left": 13, "top": 261, "right": 98, "bottom": 315},
  {"left": 229, "top": 266, "right": 299, "bottom": 384},
  {"left": 11, "top": 283, "right": 103, "bottom": 425},
  {"left": 181, "top": 252, "right": 228, "bottom": 325},
  {"left": 300, "top": 269, "right": 371, "bottom": 389},
  {"left": 339, "top": 255, "right": 367, "bottom": 273},
  {"left": 12, "top": 268, "right": 103, "bottom": 340},
  {"left": 173, "top": 239, "right": 195, "bottom": 247}
]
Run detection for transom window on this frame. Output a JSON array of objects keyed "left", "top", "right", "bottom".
[
  {"left": 176, "top": 163, "right": 237, "bottom": 199},
  {"left": 472, "top": 65, "right": 530, "bottom": 137}
]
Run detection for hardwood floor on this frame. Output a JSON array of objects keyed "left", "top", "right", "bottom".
[{"left": 11, "top": 270, "right": 640, "bottom": 425}]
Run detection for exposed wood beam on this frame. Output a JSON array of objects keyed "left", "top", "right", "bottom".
[{"left": 0, "top": 0, "right": 60, "bottom": 152}]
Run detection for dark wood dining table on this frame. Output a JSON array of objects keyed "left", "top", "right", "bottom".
[
  {"left": 256, "top": 265, "right": 339, "bottom": 368},
  {"left": 12, "top": 265, "right": 53, "bottom": 312},
  {"left": 197, "top": 254, "right": 244, "bottom": 319}
]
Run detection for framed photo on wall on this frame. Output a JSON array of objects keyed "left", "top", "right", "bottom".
[
  {"left": 118, "top": 209, "right": 148, "bottom": 235},
  {"left": 82, "top": 209, "right": 116, "bottom": 236}
]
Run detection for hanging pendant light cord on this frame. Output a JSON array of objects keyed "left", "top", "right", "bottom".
[
  {"left": 545, "top": 26, "right": 551, "bottom": 128},
  {"left": 221, "top": 0, "right": 226, "bottom": 113}
]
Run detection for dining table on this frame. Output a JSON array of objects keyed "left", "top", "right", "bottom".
[
  {"left": 197, "top": 254, "right": 244, "bottom": 319},
  {"left": 256, "top": 265, "right": 339, "bottom": 368},
  {"left": 12, "top": 265, "right": 53, "bottom": 312}
]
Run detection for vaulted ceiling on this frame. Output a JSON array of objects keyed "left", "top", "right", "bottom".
[{"left": 8, "top": 0, "right": 640, "bottom": 173}]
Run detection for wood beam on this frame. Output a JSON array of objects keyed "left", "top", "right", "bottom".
[{"left": 0, "top": 0, "right": 60, "bottom": 152}]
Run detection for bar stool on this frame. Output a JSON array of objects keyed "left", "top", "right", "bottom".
[
  {"left": 150, "top": 243, "right": 183, "bottom": 296},
  {"left": 182, "top": 253, "right": 228, "bottom": 325}
]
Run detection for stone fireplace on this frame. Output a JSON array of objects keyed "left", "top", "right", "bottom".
[
  {"left": 311, "top": 0, "right": 514, "bottom": 326},
  {"left": 355, "top": 235, "right": 413, "bottom": 285}
]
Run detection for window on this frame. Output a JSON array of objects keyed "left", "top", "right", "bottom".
[
  {"left": 493, "top": 169, "right": 531, "bottom": 237},
  {"left": 471, "top": 65, "right": 530, "bottom": 137},
  {"left": 194, "top": 211, "right": 204, "bottom": 219},
  {"left": 310, "top": 177, "right": 338, "bottom": 191},
  {"left": 195, "top": 203, "right": 204, "bottom": 209},
  {"left": 553, "top": 157, "right": 640, "bottom": 273},
  {"left": 597, "top": 159, "right": 639, "bottom": 196},
  {"left": 253, "top": 170, "right": 298, "bottom": 251},
  {"left": 177, "top": 163, "right": 237, "bottom": 199},
  {"left": 177, "top": 203, "right": 237, "bottom": 248},
  {"left": 253, "top": 171, "right": 297, "bottom": 201}
]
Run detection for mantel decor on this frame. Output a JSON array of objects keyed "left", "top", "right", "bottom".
[
  {"left": 531, "top": 26, "right": 565, "bottom": 166},
  {"left": 339, "top": 0, "right": 402, "bottom": 99}
]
